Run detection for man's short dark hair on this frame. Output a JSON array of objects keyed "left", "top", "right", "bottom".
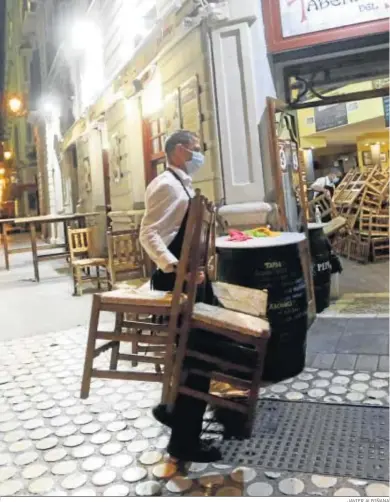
[{"left": 164, "top": 130, "right": 195, "bottom": 158}]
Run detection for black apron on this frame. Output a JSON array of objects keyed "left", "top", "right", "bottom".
[
  {"left": 150, "top": 169, "right": 213, "bottom": 304},
  {"left": 150, "top": 168, "right": 191, "bottom": 293}
]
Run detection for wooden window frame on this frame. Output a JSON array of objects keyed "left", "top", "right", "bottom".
[{"left": 142, "top": 117, "right": 166, "bottom": 186}]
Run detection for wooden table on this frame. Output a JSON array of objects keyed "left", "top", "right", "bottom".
[{"left": 0, "top": 213, "right": 99, "bottom": 282}]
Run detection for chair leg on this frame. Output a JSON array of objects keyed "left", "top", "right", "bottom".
[
  {"left": 80, "top": 295, "right": 101, "bottom": 399},
  {"left": 71, "top": 266, "right": 77, "bottom": 296},
  {"left": 75, "top": 266, "right": 83, "bottom": 296},
  {"left": 110, "top": 313, "right": 123, "bottom": 370},
  {"left": 245, "top": 343, "right": 267, "bottom": 437},
  {"left": 96, "top": 266, "right": 101, "bottom": 290}
]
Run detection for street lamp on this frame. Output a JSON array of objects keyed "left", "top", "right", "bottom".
[
  {"left": 8, "top": 97, "right": 23, "bottom": 114},
  {"left": 4, "top": 151, "right": 12, "bottom": 161}
]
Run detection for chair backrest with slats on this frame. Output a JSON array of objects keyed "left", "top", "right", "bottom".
[
  {"left": 68, "top": 227, "right": 93, "bottom": 261},
  {"left": 168, "top": 190, "right": 215, "bottom": 337},
  {"left": 107, "top": 228, "right": 146, "bottom": 284}
]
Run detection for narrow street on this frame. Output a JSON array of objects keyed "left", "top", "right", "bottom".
[{"left": 0, "top": 242, "right": 388, "bottom": 496}]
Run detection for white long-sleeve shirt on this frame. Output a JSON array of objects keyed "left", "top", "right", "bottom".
[
  {"left": 311, "top": 176, "right": 334, "bottom": 198},
  {"left": 140, "top": 167, "right": 194, "bottom": 272}
]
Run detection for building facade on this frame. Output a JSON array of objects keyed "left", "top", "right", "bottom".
[
  {"left": 16, "top": 0, "right": 389, "bottom": 242},
  {"left": 3, "top": 0, "right": 39, "bottom": 219}
]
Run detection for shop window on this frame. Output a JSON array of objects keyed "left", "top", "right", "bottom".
[{"left": 143, "top": 116, "right": 167, "bottom": 185}]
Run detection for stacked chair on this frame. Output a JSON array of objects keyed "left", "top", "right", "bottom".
[
  {"left": 80, "top": 190, "right": 270, "bottom": 437},
  {"left": 332, "top": 166, "right": 389, "bottom": 263}
]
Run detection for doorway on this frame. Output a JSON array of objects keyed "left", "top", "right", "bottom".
[{"left": 292, "top": 86, "right": 389, "bottom": 315}]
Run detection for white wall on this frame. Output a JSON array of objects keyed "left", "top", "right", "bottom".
[{"left": 210, "top": 0, "right": 277, "bottom": 205}]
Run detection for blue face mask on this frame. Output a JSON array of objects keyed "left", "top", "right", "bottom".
[{"left": 185, "top": 149, "right": 205, "bottom": 176}]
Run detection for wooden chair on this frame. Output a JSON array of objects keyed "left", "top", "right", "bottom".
[
  {"left": 370, "top": 213, "right": 389, "bottom": 262},
  {"left": 107, "top": 228, "right": 147, "bottom": 288},
  {"left": 68, "top": 227, "right": 109, "bottom": 296},
  {"left": 166, "top": 241, "right": 270, "bottom": 438},
  {"left": 107, "top": 228, "right": 150, "bottom": 369},
  {"left": 80, "top": 191, "right": 215, "bottom": 403}
]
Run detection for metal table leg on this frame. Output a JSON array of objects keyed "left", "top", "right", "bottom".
[
  {"left": 30, "top": 223, "right": 40, "bottom": 282},
  {"left": 2, "top": 223, "right": 10, "bottom": 270}
]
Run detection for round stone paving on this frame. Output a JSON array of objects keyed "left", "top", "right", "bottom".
[
  {"left": 139, "top": 451, "right": 163, "bottom": 466},
  {"left": 166, "top": 476, "right": 193, "bottom": 493},
  {"left": 367, "top": 389, "right": 387, "bottom": 399},
  {"left": 328, "top": 385, "right": 348, "bottom": 395},
  {"left": 91, "top": 432, "right": 112, "bottom": 445},
  {"left": 9, "top": 439, "right": 33, "bottom": 453},
  {"left": 43, "top": 448, "right": 67, "bottom": 462},
  {"left": 0, "top": 479, "right": 24, "bottom": 496},
  {"left": 313, "top": 379, "right": 330, "bottom": 388},
  {"left": 103, "top": 484, "right": 130, "bottom": 497},
  {"left": 231, "top": 467, "right": 257, "bottom": 483},
  {"left": 63, "top": 435, "right": 85, "bottom": 448},
  {"left": 81, "top": 456, "right": 106, "bottom": 472},
  {"left": 73, "top": 414, "right": 93, "bottom": 426},
  {"left": 109, "top": 454, "right": 134, "bottom": 469},
  {"left": 351, "top": 383, "right": 369, "bottom": 392},
  {"left": 334, "top": 487, "right": 360, "bottom": 496},
  {"left": 61, "top": 473, "right": 87, "bottom": 490},
  {"left": 135, "top": 480, "right": 162, "bottom": 496},
  {"left": 346, "top": 392, "right": 365, "bottom": 402},
  {"left": 56, "top": 425, "right": 78, "bottom": 438},
  {"left": 365, "top": 483, "right": 389, "bottom": 496},
  {"left": 80, "top": 422, "right": 101, "bottom": 435},
  {"left": 152, "top": 462, "right": 177, "bottom": 479},
  {"left": 36, "top": 437, "right": 58, "bottom": 450},
  {"left": 100, "top": 442, "right": 123, "bottom": 456},
  {"left": 122, "top": 466, "right": 148, "bottom": 483},
  {"left": 14, "top": 451, "right": 39, "bottom": 466},
  {"left": 117, "top": 429, "right": 137, "bottom": 442},
  {"left": 285, "top": 391, "right": 304, "bottom": 400},
  {"left": 188, "top": 462, "right": 208, "bottom": 473},
  {"left": 122, "top": 409, "right": 142, "bottom": 420},
  {"left": 107, "top": 421, "right": 127, "bottom": 432},
  {"left": 51, "top": 460, "right": 77, "bottom": 475},
  {"left": 311, "top": 475, "right": 337, "bottom": 488},
  {"left": 142, "top": 427, "right": 162, "bottom": 439},
  {"left": 332, "top": 376, "right": 350, "bottom": 385},
  {"left": 247, "top": 482, "right": 274, "bottom": 497},
  {"left": 22, "top": 463, "right": 48, "bottom": 479},
  {"left": 371, "top": 379, "right": 388, "bottom": 389},
  {"left": 353, "top": 373, "right": 370, "bottom": 382},
  {"left": 0, "top": 466, "right": 18, "bottom": 482},
  {"left": 265, "top": 471, "right": 282, "bottom": 479},
  {"left": 279, "top": 478, "right": 305, "bottom": 495},
  {"left": 127, "top": 439, "right": 149, "bottom": 453},
  {"left": 72, "top": 445, "right": 95, "bottom": 459},
  {"left": 92, "top": 469, "right": 117, "bottom": 486}
]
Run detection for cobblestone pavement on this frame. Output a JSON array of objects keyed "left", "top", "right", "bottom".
[{"left": 0, "top": 326, "right": 389, "bottom": 497}]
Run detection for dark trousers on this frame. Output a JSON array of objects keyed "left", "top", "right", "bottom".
[{"left": 168, "top": 329, "right": 257, "bottom": 453}]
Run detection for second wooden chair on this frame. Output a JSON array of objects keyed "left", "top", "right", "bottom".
[{"left": 68, "top": 227, "right": 109, "bottom": 296}]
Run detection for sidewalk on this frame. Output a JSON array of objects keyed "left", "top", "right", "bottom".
[
  {"left": 0, "top": 324, "right": 389, "bottom": 496},
  {"left": 0, "top": 243, "right": 389, "bottom": 496}
]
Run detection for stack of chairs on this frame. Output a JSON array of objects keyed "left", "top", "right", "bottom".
[{"left": 332, "top": 166, "right": 389, "bottom": 263}]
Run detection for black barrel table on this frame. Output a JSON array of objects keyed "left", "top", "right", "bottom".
[
  {"left": 308, "top": 223, "right": 332, "bottom": 314},
  {"left": 216, "top": 233, "right": 308, "bottom": 382}
]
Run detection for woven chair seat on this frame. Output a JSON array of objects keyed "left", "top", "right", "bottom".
[
  {"left": 100, "top": 288, "right": 187, "bottom": 307},
  {"left": 192, "top": 303, "right": 269, "bottom": 338},
  {"left": 73, "top": 258, "right": 107, "bottom": 267}
]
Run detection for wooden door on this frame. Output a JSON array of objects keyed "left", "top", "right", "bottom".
[{"left": 267, "top": 97, "right": 316, "bottom": 322}]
